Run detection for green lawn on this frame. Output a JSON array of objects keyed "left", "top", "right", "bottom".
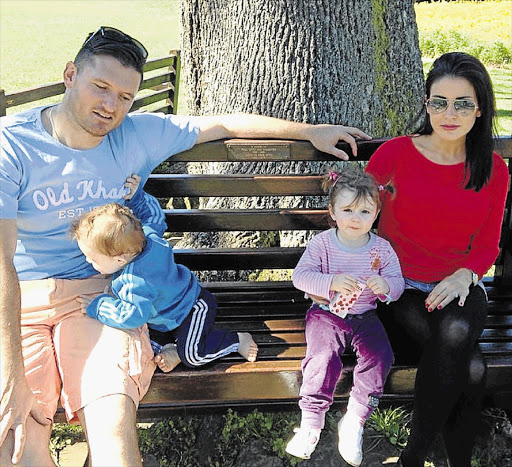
[
  {"left": 0, "top": 0, "right": 180, "bottom": 90},
  {"left": 1, "top": 0, "right": 510, "bottom": 134}
]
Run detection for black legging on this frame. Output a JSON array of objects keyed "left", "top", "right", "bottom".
[{"left": 378, "top": 285, "right": 488, "bottom": 467}]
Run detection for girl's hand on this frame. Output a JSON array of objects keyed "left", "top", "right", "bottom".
[
  {"left": 331, "top": 274, "right": 359, "bottom": 295},
  {"left": 425, "top": 268, "right": 472, "bottom": 311},
  {"left": 77, "top": 294, "right": 93, "bottom": 314},
  {"left": 366, "top": 275, "right": 390, "bottom": 295},
  {"left": 124, "top": 173, "right": 142, "bottom": 200}
]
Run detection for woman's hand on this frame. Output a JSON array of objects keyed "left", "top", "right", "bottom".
[{"left": 425, "top": 268, "right": 473, "bottom": 311}]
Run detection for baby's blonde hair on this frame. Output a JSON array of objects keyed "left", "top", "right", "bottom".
[{"left": 70, "top": 203, "right": 145, "bottom": 257}]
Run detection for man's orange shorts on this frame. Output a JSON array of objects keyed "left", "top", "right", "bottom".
[{"left": 20, "top": 275, "right": 156, "bottom": 422}]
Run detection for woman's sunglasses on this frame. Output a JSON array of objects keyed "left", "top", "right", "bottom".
[{"left": 425, "top": 97, "right": 478, "bottom": 117}]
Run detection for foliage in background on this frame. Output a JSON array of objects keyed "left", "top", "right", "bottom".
[
  {"left": 415, "top": 1, "right": 511, "bottom": 66},
  {"left": 49, "top": 423, "right": 84, "bottom": 463}
]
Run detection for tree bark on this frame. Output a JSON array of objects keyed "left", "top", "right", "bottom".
[{"left": 177, "top": 0, "right": 424, "bottom": 273}]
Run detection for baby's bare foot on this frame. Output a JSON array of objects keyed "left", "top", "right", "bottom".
[
  {"left": 154, "top": 343, "right": 181, "bottom": 372},
  {"left": 238, "top": 332, "right": 258, "bottom": 362}
]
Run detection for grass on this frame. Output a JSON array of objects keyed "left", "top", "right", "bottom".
[
  {"left": 415, "top": 1, "right": 511, "bottom": 46},
  {"left": 0, "top": 0, "right": 181, "bottom": 91}
]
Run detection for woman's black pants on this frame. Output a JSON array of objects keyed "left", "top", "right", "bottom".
[{"left": 378, "top": 286, "right": 488, "bottom": 467}]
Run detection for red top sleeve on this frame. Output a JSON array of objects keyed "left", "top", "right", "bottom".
[{"left": 366, "top": 136, "right": 509, "bottom": 282}]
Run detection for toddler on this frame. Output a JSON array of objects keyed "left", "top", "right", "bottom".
[
  {"left": 285, "top": 165, "right": 404, "bottom": 466},
  {"left": 72, "top": 175, "right": 258, "bottom": 372}
]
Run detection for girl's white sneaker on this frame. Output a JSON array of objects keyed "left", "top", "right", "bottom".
[
  {"left": 337, "top": 413, "right": 364, "bottom": 466},
  {"left": 285, "top": 426, "right": 320, "bottom": 460}
]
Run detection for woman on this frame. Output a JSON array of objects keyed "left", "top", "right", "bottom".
[{"left": 365, "top": 52, "right": 509, "bottom": 466}]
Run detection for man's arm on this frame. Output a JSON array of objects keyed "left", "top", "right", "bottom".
[
  {"left": 192, "top": 114, "right": 371, "bottom": 160},
  {"left": 0, "top": 219, "right": 49, "bottom": 464}
]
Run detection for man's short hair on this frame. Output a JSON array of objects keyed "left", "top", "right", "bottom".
[{"left": 74, "top": 26, "right": 147, "bottom": 79}]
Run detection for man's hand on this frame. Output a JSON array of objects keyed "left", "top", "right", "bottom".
[
  {"left": 0, "top": 377, "right": 50, "bottom": 464},
  {"left": 305, "top": 124, "right": 371, "bottom": 160}
]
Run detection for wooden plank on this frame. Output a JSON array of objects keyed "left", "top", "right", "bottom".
[
  {"left": 165, "top": 209, "right": 330, "bottom": 231},
  {"left": 138, "top": 359, "right": 512, "bottom": 409},
  {"left": 131, "top": 89, "right": 175, "bottom": 111},
  {"left": 5, "top": 82, "right": 65, "bottom": 107},
  {"left": 168, "top": 136, "right": 512, "bottom": 163},
  {"left": 174, "top": 247, "right": 304, "bottom": 270},
  {"left": 145, "top": 174, "right": 325, "bottom": 197},
  {"left": 139, "top": 72, "right": 174, "bottom": 92},
  {"left": 142, "top": 55, "right": 175, "bottom": 73}
]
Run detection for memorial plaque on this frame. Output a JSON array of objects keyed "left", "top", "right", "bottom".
[{"left": 226, "top": 141, "right": 291, "bottom": 161}]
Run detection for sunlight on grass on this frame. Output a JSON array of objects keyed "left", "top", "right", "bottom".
[{"left": 0, "top": 0, "right": 181, "bottom": 90}]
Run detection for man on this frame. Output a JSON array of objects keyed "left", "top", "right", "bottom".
[{"left": 0, "top": 26, "right": 369, "bottom": 466}]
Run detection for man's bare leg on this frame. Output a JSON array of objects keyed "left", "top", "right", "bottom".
[
  {"left": 0, "top": 416, "right": 55, "bottom": 467},
  {"left": 77, "top": 394, "right": 141, "bottom": 467}
]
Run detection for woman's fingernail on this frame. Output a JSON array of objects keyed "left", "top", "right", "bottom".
[
  {"left": 428, "top": 307, "right": 433, "bottom": 312},
  {"left": 437, "top": 305, "right": 442, "bottom": 309}
]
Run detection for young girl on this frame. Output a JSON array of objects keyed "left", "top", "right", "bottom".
[{"left": 285, "top": 165, "right": 405, "bottom": 466}]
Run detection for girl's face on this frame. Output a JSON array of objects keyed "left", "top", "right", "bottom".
[
  {"left": 329, "top": 188, "right": 379, "bottom": 247},
  {"left": 426, "top": 76, "right": 481, "bottom": 143}
]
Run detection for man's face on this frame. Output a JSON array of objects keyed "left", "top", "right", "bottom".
[{"left": 64, "top": 54, "right": 141, "bottom": 139}]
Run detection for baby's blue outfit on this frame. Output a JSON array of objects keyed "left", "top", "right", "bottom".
[{"left": 86, "top": 189, "right": 240, "bottom": 367}]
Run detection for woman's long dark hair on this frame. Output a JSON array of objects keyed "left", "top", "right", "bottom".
[{"left": 414, "top": 52, "right": 496, "bottom": 192}]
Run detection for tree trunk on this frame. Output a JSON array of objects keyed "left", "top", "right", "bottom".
[{"left": 177, "top": 0, "right": 424, "bottom": 274}]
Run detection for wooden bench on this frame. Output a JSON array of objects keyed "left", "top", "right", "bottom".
[{"left": 136, "top": 136, "right": 512, "bottom": 419}]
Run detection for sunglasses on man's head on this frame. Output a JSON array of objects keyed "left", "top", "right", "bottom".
[
  {"left": 82, "top": 26, "right": 148, "bottom": 60},
  {"left": 425, "top": 97, "right": 478, "bottom": 117}
]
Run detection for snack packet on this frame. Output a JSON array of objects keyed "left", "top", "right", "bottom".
[{"left": 329, "top": 280, "right": 366, "bottom": 318}]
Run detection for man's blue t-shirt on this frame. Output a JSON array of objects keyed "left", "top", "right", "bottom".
[{"left": 0, "top": 106, "right": 199, "bottom": 280}]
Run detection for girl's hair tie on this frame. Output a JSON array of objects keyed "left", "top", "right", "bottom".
[{"left": 328, "top": 171, "right": 339, "bottom": 183}]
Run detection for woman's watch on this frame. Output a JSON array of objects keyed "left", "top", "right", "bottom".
[{"left": 470, "top": 270, "right": 479, "bottom": 286}]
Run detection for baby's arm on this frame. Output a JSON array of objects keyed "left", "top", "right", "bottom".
[
  {"left": 84, "top": 275, "right": 158, "bottom": 329},
  {"left": 125, "top": 177, "right": 167, "bottom": 237}
]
